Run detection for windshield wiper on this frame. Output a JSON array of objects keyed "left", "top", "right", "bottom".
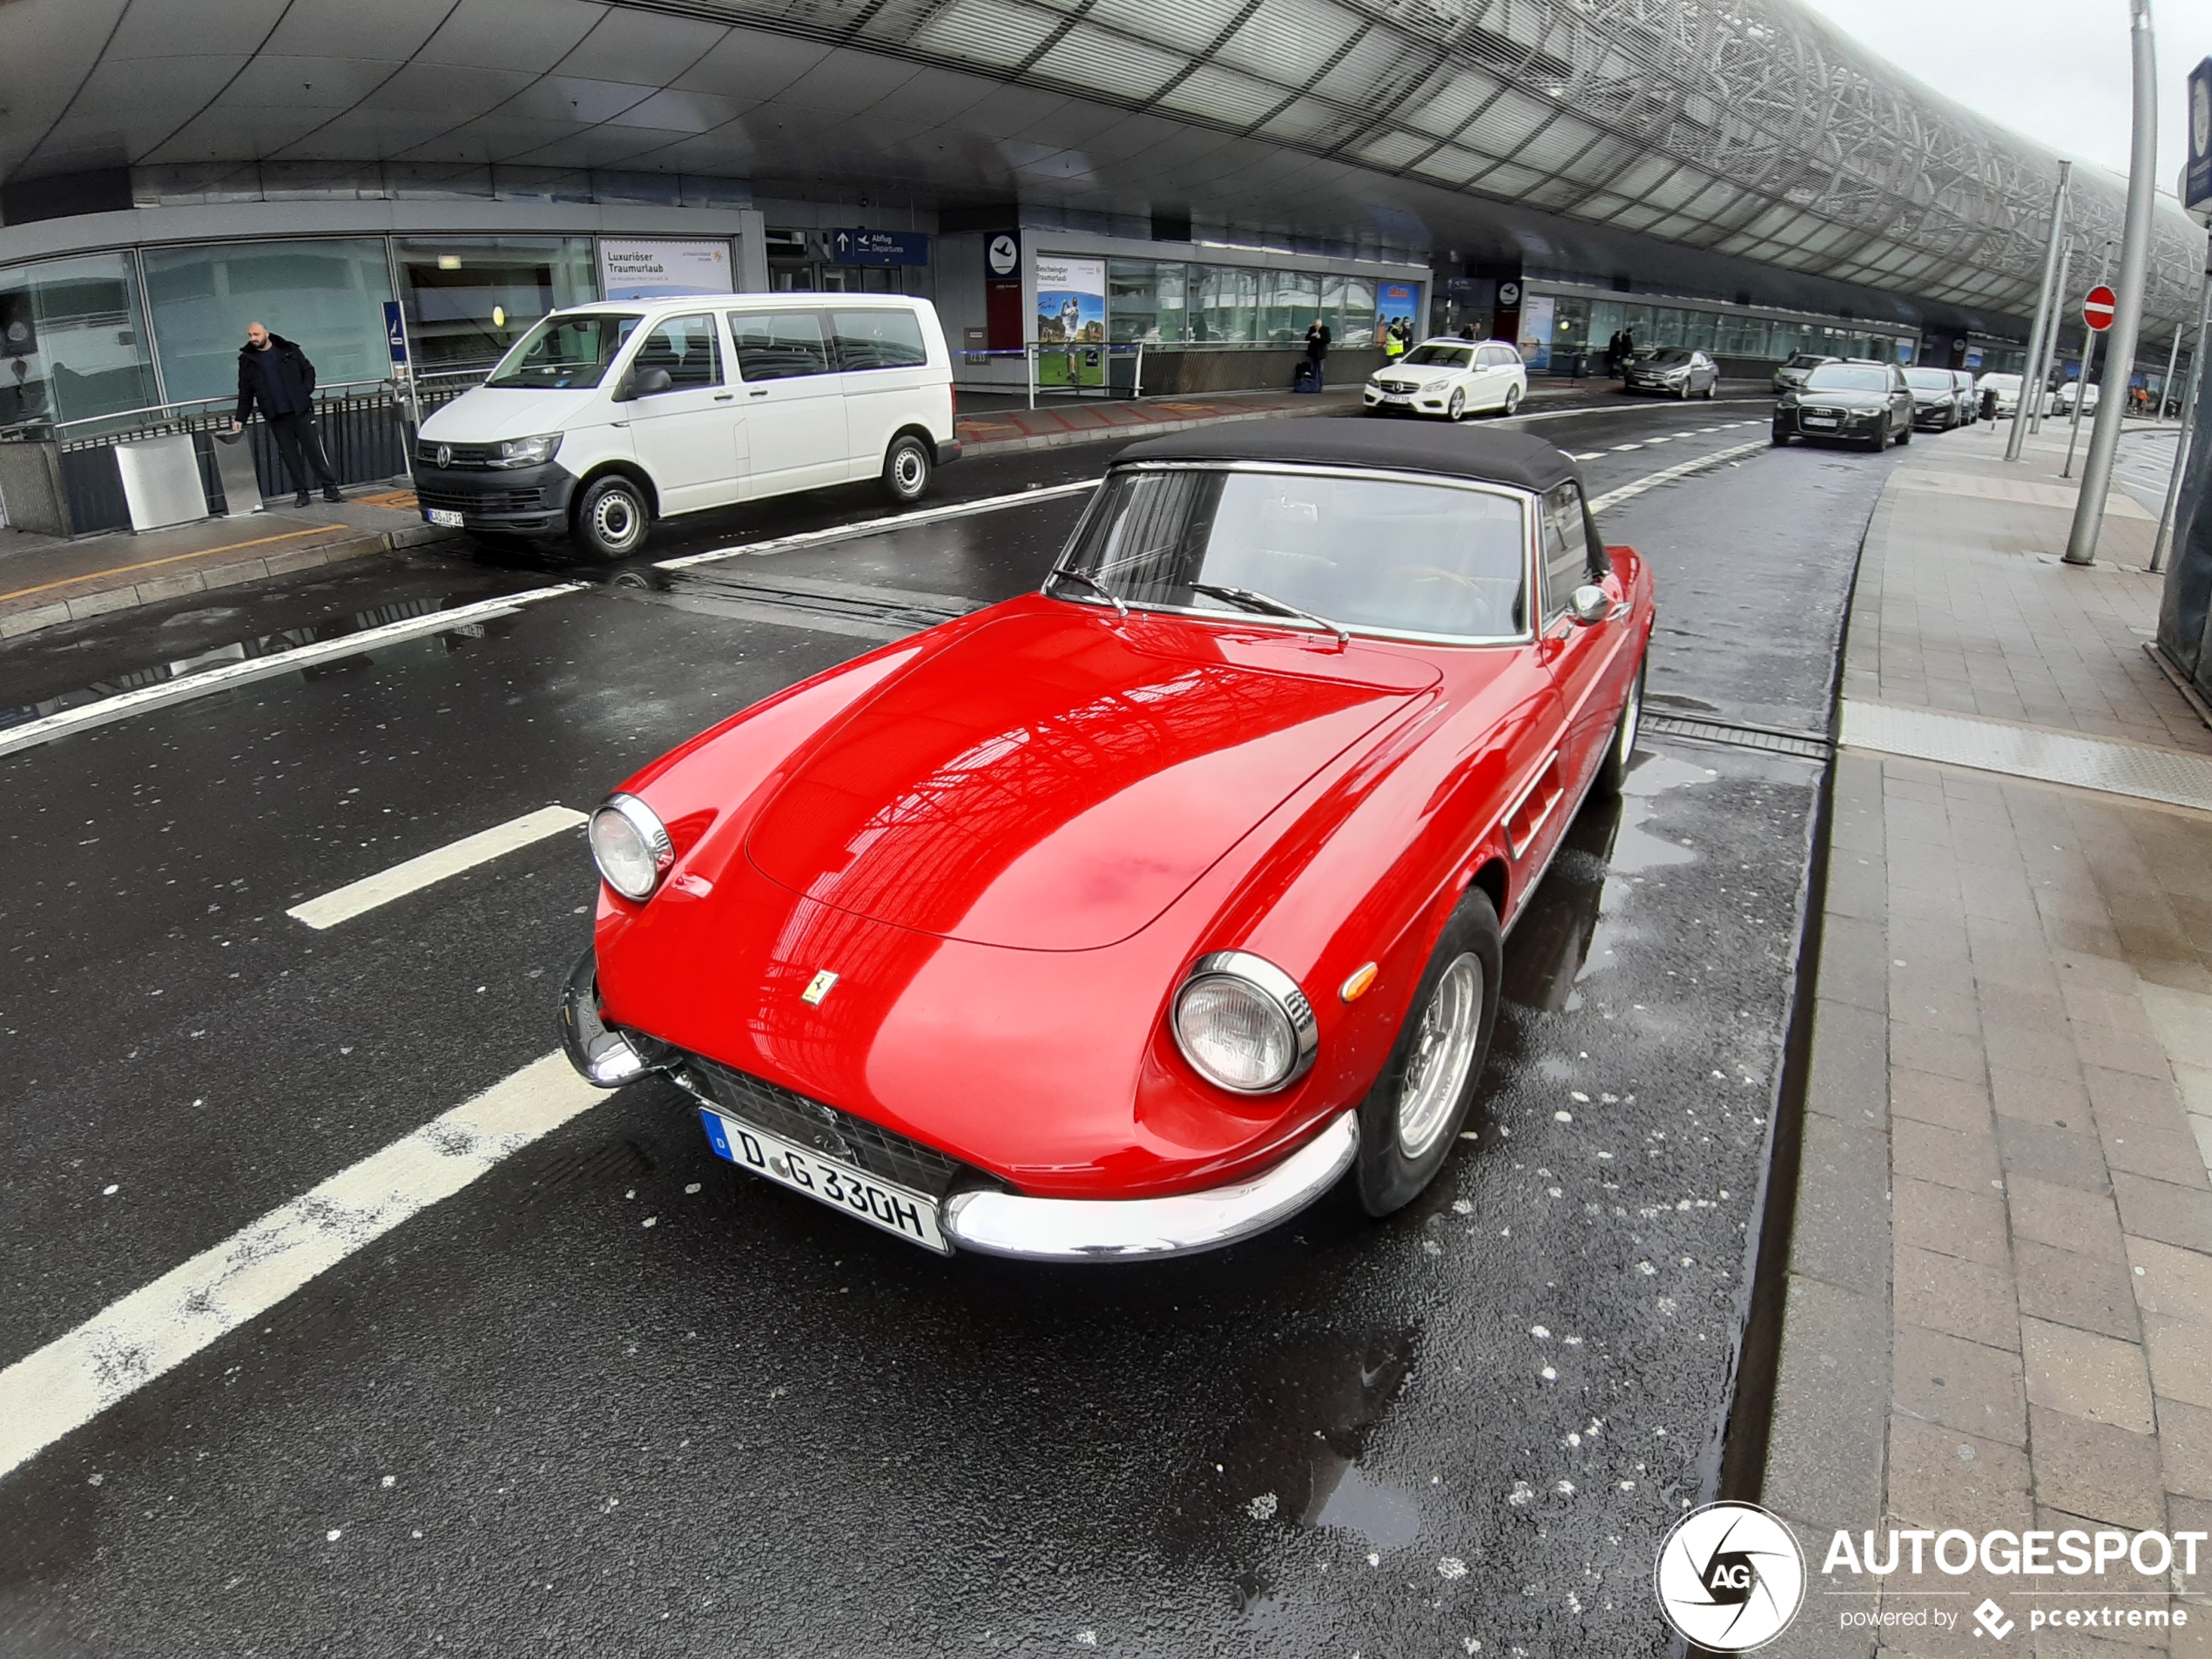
[
  {"left": 1188, "top": 583, "right": 1349, "bottom": 647},
  {"left": 1047, "top": 566, "right": 1128, "bottom": 618}
]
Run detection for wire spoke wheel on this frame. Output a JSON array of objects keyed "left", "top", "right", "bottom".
[{"left": 1396, "top": 953, "right": 1484, "bottom": 1160}]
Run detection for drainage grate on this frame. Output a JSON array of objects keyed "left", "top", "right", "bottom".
[{"left": 1644, "top": 712, "right": 1834, "bottom": 761}]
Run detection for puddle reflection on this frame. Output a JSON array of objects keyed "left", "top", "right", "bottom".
[
  {"left": 0, "top": 596, "right": 497, "bottom": 733},
  {"left": 1501, "top": 750, "right": 1709, "bottom": 1013}
]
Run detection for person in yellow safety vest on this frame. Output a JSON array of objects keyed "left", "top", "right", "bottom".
[{"left": 1383, "top": 324, "right": 1406, "bottom": 361}]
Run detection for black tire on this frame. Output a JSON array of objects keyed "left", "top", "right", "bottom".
[
  {"left": 1447, "top": 388, "right": 1466, "bottom": 422},
  {"left": 1703, "top": 381, "right": 1718, "bottom": 399},
  {"left": 570, "top": 473, "right": 650, "bottom": 560},
  {"left": 1677, "top": 381, "right": 1691, "bottom": 401},
  {"left": 1596, "top": 651, "right": 1645, "bottom": 794},
  {"left": 881, "top": 434, "right": 932, "bottom": 503},
  {"left": 1501, "top": 382, "right": 1522, "bottom": 415},
  {"left": 1897, "top": 421, "right": 1912, "bottom": 445},
  {"left": 1866, "top": 423, "right": 1888, "bottom": 453},
  {"left": 1770, "top": 425, "right": 1790, "bottom": 445},
  {"left": 1353, "top": 887, "right": 1504, "bottom": 1217}
]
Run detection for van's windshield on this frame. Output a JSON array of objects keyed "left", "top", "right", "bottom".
[{"left": 486, "top": 314, "right": 644, "bottom": 390}]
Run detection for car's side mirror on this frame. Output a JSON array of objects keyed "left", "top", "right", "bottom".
[
  {"left": 614, "top": 366, "right": 672, "bottom": 401},
  {"left": 1568, "top": 584, "right": 1611, "bottom": 625}
]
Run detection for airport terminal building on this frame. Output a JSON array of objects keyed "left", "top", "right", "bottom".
[{"left": 0, "top": 0, "right": 2202, "bottom": 452}]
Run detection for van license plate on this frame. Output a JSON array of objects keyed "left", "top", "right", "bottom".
[{"left": 425, "top": 508, "right": 464, "bottom": 528}]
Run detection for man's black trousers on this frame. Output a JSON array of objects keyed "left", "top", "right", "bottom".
[{"left": 266, "top": 411, "right": 337, "bottom": 494}]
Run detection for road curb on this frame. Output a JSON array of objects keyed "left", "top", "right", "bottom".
[{"left": 0, "top": 522, "right": 459, "bottom": 644}]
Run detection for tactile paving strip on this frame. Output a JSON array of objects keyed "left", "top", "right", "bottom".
[{"left": 1840, "top": 699, "right": 2212, "bottom": 813}]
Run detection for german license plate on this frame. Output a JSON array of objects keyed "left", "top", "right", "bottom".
[
  {"left": 425, "top": 508, "right": 464, "bottom": 528},
  {"left": 1381, "top": 393, "right": 1410, "bottom": 403},
  {"left": 698, "top": 1108, "right": 948, "bottom": 1253},
  {"left": 1802, "top": 415, "right": 1838, "bottom": 428}
]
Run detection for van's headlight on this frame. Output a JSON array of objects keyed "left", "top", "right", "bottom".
[
  {"left": 590, "top": 793, "right": 673, "bottom": 900},
  {"left": 1172, "top": 951, "right": 1318, "bottom": 1094},
  {"left": 489, "top": 434, "right": 563, "bottom": 469}
]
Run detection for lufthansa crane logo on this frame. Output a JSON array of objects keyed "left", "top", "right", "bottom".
[{"left": 1653, "top": 1501, "right": 1806, "bottom": 1650}]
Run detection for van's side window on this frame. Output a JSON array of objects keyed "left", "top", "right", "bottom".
[
  {"left": 832, "top": 310, "right": 927, "bottom": 372},
  {"left": 729, "top": 312, "right": 834, "bottom": 381},
  {"left": 632, "top": 314, "right": 721, "bottom": 390}
]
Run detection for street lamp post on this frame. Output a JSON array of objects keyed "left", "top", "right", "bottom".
[
  {"left": 2031, "top": 239, "right": 2075, "bottom": 437},
  {"left": 2009, "top": 161, "right": 2071, "bottom": 462},
  {"left": 2066, "top": 0, "right": 2160, "bottom": 565},
  {"left": 2151, "top": 252, "right": 2212, "bottom": 573}
]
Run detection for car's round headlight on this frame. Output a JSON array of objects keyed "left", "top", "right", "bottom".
[
  {"left": 1172, "top": 951, "right": 1318, "bottom": 1094},
  {"left": 589, "top": 793, "right": 673, "bottom": 900}
]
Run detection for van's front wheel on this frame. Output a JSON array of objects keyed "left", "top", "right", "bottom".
[
  {"left": 571, "top": 474, "right": 649, "bottom": 560},
  {"left": 881, "top": 435, "right": 933, "bottom": 504}
]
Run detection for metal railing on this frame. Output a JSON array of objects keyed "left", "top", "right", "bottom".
[{"left": 955, "top": 340, "right": 1389, "bottom": 407}]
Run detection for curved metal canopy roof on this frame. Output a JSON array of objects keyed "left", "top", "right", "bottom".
[{"left": 1, "top": 0, "right": 2198, "bottom": 334}]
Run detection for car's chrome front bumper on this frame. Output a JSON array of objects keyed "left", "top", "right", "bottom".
[
  {"left": 563, "top": 948, "right": 1362, "bottom": 1261},
  {"left": 941, "top": 1112, "right": 1360, "bottom": 1262}
]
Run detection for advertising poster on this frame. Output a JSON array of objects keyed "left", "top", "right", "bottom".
[
  {"left": 1518, "top": 293, "right": 1556, "bottom": 372},
  {"left": 1376, "top": 280, "right": 1421, "bottom": 345},
  {"left": 1036, "top": 254, "right": 1106, "bottom": 388},
  {"left": 597, "top": 239, "right": 734, "bottom": 300}
]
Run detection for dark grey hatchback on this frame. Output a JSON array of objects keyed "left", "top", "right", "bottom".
[{"left": 1771, "top": 361, "right": 1915, "bottom": 451}]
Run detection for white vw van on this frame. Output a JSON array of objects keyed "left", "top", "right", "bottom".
[{"left": 412, "top": 293, "right": 961, "bottom": 557}]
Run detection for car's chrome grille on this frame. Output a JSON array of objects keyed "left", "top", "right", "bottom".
[
  {"left": 415, "top": 439, "right": 502, "bottom": 469},
  {"left": 676, "top": 1053, "right": 974, "bottom": 1200},
  {"left": 1377, "top": 379, "right": 1417, "bottom": 393}
]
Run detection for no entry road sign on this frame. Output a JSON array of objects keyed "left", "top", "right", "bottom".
[{"left": 2084, "top": 285, "right": 2117, "bottom": 332}]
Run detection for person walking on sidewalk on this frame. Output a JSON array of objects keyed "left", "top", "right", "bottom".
[{"left": 232, "top": 322, "right": 342, "bottom": 507}]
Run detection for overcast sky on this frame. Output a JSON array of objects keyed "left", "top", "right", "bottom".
[{"left": 1796, "top": 0, "right": 2212, "bottom": 192}]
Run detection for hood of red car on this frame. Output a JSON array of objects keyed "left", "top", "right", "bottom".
[{"left": 742, "top": 605, "right": 1435, "bottom": 950}]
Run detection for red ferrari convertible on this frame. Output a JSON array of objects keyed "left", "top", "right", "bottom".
[{"left": 561, "top": 422, "right": 1653, "bottom": 1260}]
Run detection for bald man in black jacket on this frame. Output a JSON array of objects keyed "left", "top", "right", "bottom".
[{"left": 232, "top": 321, "right": 343, "bottom": 506}]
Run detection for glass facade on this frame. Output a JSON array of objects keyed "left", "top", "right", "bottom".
[
  {"left": 0, "top": 252, "right": 158, "bottom": 426},
  {"left": 395, "top": 237, "right": 597, "bottom": 374},
  {"left": 1095, "top": 257, "right": 1405, "bottom": 347},
  {"left": 1580, "top": 297, "right": 1912, "bottom": 368},
  {"left": 143, "top": 238, "right": 395, "bottom": 406}
]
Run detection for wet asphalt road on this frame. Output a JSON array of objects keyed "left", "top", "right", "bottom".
[{"left": 0, "top": 395, "right": 1903, "bottom": 1656}]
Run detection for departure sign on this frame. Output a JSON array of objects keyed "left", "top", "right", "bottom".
[{"left": 2083, "top": 286, "right": 2117, "bottom": 332}]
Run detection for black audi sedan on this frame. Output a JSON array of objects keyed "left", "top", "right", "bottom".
[
  {"left": 1903, "top": 366, "right": 1966, "bottom": 431},
  {"left": 1771, "top": 360, "right": 1915, "bottom": 450}
]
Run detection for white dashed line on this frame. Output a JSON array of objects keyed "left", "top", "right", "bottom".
[
  {"left": 1570, "top": 452, "right": 1607, "bottom": 461},
  {"left": 1588, "top": 437, "right": 1770, "bottom": 514},
  {"left": 286, "top": 806, "right": 589, "bottom": 929},
  {"left": 656, "top": 482, "right": 1099, "bottom": 573},
  {"left": 1612, "top": 442, "right": 1644, "bottom": 451},
  {"left": 0, "top": 1052, "right": 604, "bottom": 1481}
]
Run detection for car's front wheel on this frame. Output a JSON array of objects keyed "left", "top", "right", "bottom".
[
  {"left": 1597, "top": 652, "right": 1645, "bottom": 794},
  {"left": 1704, "top": 380, "right": 1718, "bottom": 399},
  {"left": 881, "top": 434, "right": 933, "bottom": 503},
  {"left": 570, "top": 474, "right": 650, "bottom": 560},
  {"left": 1447, "top": 388, "right": 1467, "bottom": 421},
  {"left": 1354, "top": 887, "right": 1503, "bottom": 1217},
  {"left": 1771, "top": 424, "right": 1790, "bottom": 445}
]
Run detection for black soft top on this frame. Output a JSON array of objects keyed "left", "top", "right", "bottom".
[{"left": 1114, "top": 420, "right": 1582, "bottom": 496}]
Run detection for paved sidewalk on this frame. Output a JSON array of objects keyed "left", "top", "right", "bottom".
[
  {"left": 0, "top": 486, "right": 449, "bottom": 642},
  {"left": 1764, "top": 422, "right": 2212, "bottom": 1655}
]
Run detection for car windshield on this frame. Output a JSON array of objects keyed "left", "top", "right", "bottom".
[
  {"left": 1055, "top": 466, "right": 1527, "bottom": 640},
  {"left": 485, "top": 313, "right": 644, "bottom": 389},
  {"left": 1804, "top": 365, "right": 1892, "bottom": 392},
  {"left": 1905, "top": 369, "right": 1954, "bottom": 390},
  {"left": 1400, "top": 344, "right": 1474, "bottom": 368},
  {"left": 1646, "top": 348, "right": 1692, "bottom": 365}
]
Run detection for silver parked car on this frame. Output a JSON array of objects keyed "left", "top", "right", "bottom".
[{"left": 1624, "top": 347, "right": 1719, "bottom": 399}]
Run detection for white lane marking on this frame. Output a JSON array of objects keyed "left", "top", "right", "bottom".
[
  {"left": 1645, "top": 436, "right": 1675, "bottom": 445},
  {"left": 287, "top": 805, "right": 588, "bottom": 930},
  {"left": 655, "top": 481, "right": 1099, "bottom": 573},
  {"left": 0, "top": 586, "right": 583, "bottom": 762},
  {"left": 1611, "top": 442, "right": 1644, "bottom": 451},
  {"left": 1570, "top": 451, "right": 1606, "bottom": 461},
  {"left": 1501, "top": 397, "right": 1772, "bottom": 424},
  {"left": 0, "top": 1052, "right": 603, "bottom": 1481},
  {"left": 1589, "top": 437, "right": 1770, "bottom": 515}
]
